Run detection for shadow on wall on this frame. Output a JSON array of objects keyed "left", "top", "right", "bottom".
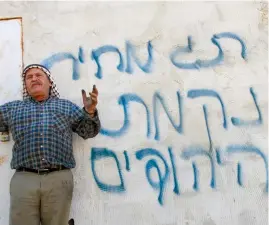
[{"left": 68, "top": 219, "right": 74, "bottom": 225}]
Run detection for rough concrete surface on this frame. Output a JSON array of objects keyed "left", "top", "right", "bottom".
[{"left": 0, "top": 1, "right": 267, "bottom": 225}]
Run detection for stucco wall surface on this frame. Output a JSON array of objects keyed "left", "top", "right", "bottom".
[{"left": 0, "top": 1, "right": 268, "bottom": 225}]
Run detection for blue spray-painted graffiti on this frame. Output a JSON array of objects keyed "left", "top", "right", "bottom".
[
  {"left": 214, "top": 32, "right": 247, "bottom": 59},
  {"left": 187, "top": 89, "right": 228, "bottom": 129},
  {"left": 203, "top": 105, "right": 213, "bottom": 151},
  {"left": 231, "top": 87, "right": 263, "bottom": 126},
  {"left": 123, "top": 150, "right": 131, "bottom": 171},
  {"left": 170, "top": 35, "right": 223, "bottom": 69},
  {"left": 237, "top": 163, "right": 243, "bottom": 187},
  {"left": 168, "top": 147, "right": 180, "bottom": 195},
  {"left": 90, "top": 144, "right": 268, "bottom": 206},
  {"left": 91, "top": 41, "right": 153, "bottom": 79},
  {"left": 100, "top": 87, "right": 262, "bottom": 142},
  {"left": 41, "top": 46, "right": 85, "bottom": 80},
  {"left": 125, "top": 41, "right": 153, "bottom": 74},
  {"left": 226, "top": 144, "right": 268, "bottom": 192},
  {"left": 100, "top": 93, "right": 151, "bottom": 138},
  {"left": 187, "top": 89, "right": 228, "bottom": 151},
  {"left": 91, "top": 147, "right": 125, "bottom": 192},
  {"left": 135, "top": 148, "right": 170, "bottom": 205},
  {"left": 153, "top": 91, "right": 183, "bottom": 141},
  {"left": 40, "top": 32, "right": 246, "bottom": 80},
  {"left": 91, "top": 45, "right": 125, "bottom": 79},
  {"left": 181, "top": 146, "right": 216, "bottom": 191},
  {"left": 170, "top": 32, "right": 246, "bottom": 70},
  {"left": 39, "top": 31, "right": 266, "bottom": 208},
  {"left": 215, "top": 148, "right": 223, "bottom": 165}
]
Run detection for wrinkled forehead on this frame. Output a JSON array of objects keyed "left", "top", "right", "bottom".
[
  {"left": 23, "top": 64, "right": 51, "bottom": 78},
  {"left": 24, "top": 68, "right": 47, "bottom": 78}
]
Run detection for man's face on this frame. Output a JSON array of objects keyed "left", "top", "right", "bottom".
[{"left": 24, "top": 68, "right": 51, "bottom": 97}]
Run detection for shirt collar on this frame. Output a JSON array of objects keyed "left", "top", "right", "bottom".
[{"left": 28, "top": 95, "right": 53, "bottom": 104}]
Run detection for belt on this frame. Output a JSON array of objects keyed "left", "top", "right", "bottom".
[{"left": 16, "top": 165, "right": 68, "bottom": 174}]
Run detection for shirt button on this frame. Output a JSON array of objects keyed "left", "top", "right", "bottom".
[
  {"left": 40, "top": 145, "right": 43, "bottom": 148},
  {"left": 42, "top": 158, "right": 45, "bottom": 161},
  {"left": 40, "top": 133, "right": 43, "bottom": 136}
]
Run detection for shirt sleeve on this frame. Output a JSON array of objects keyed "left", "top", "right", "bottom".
[
  {"left": 70, "top": 102, "right": 101, "bottom": 139},
  {"left": 0, "top": 101, "right": 13, "bottom": 130}
]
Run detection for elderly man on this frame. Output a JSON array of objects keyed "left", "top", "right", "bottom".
[{"left": 0, "top": 64, "right": 101, "bottom": 225}]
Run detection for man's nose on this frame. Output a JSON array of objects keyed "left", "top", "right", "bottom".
[{"left": 32, "top": 75, "right": 38, "bottom": 81}]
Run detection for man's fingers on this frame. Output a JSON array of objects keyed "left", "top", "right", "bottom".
[
  {"left": 92, "top": 85, "right": 98, "bottom": 95},
  {"left": 82, "top": 88, "right": 98, "bottom": 107},
  {"left": 90, "top": 97, "right": 97, "bottom": 103},
  {"left": 82, "top": 89, "right": 87, "bottom": 99},
  {"left": 82, "top": 89, "right": 88, "bottom": 105},
  {"left": 89, "top": 92, "right": 97, "bottom": 98},
  {"left": 89, "top": 93, "right": 98, "bottom": 103}
]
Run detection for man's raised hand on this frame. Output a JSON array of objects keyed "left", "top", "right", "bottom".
[{"left": 82, "top": 85, "right": 98, "bottom": 116}]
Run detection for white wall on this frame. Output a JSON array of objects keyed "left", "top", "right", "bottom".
[
  {"left": 0, "top": 17, "right": 23, "bottom": 225},
  {"left": 0, "top": 2, "right": 268, "bottom": 225}
]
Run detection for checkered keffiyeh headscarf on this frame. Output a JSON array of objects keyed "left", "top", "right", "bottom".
[{"left": 22, "top": 64, "right": 60, "bottom": 100}]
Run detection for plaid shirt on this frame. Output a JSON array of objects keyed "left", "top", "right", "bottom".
[{"left": 0, "top": 96, "right": 101, "bottom": 169}]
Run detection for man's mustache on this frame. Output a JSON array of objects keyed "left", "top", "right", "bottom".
[{"left": 31, "top": 82, "right": 42, "bottom": 87}]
